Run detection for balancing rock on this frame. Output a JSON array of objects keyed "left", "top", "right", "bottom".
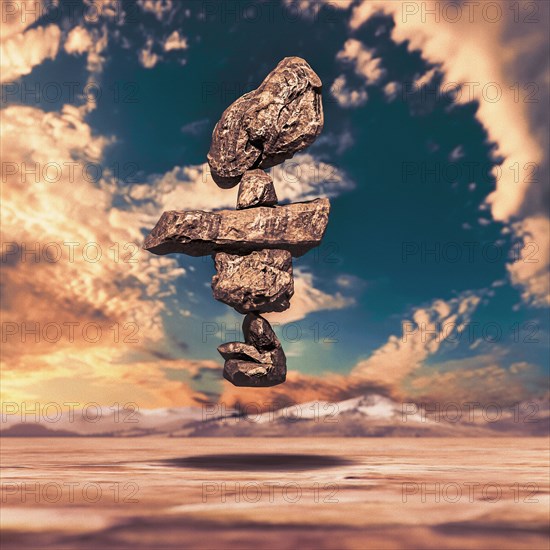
[
  {"left": 223, "top": 359, "right": 286, "bottom": 387},
  {"left": 143, "top": 57, "right": 329, "bottom": 388},
  {"left": 212, "top": 249, "right": 293, "bottom": 314},
  {"left": 237, "top": 169, "right": 278, "bottom": 209},
  {"left": 242, "top": 312, "right": 281, "bottom": 351},
  {"left": 217, "top": 342, "right": 286, "bottom": 368},
  {"left": 143, "top": 199, "right": 330, "bottom": 257},
  {"left": 217, "top": 342, "right": 270, "bottom": 363},
  {"left": 207, "top": 57, "right": 323, "bottom": 187}
]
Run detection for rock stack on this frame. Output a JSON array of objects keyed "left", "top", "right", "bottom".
[{"left": 144, "top": 57, "right": 330, "bottom": 387}]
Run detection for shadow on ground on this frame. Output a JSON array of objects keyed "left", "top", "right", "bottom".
[{"left": 159, "top": 453, "right": 354, "bottom": 471}]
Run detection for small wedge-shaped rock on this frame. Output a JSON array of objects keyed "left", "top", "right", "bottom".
[
  {"left": 242, "top": 312, "right": 280, "bottom": 351},
  {"left": 207, "top": 57, "right": 323, "bottom": 187},
  {"left": 212, "top": 249, "right": 293, "bottom": 313},
  {"left": 237, "top": 170, "right": 278, "bottom": 209},
  {"left": 223, "top": 359, "right": 286, "bottom": 387},
  {"left": 143, "top": 198, "right": 329, "bottom": 257}
]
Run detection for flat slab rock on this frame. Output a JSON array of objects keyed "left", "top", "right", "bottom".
[
  {"left": 207, "top": 56, "right": 323, "bottom": 187},
  {"left": 212, "top": 249, "right": 293, "bottom": 314},
  {"left": 237, "top": 170, "right": 278, "bottom": 209},
  {"left": 143, "top": 198, "right": 330, "bottom": 257}
]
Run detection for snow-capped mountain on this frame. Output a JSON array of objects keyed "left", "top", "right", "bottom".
[{"left": 2, "top": 395, "right": 547, "bottom": 437}]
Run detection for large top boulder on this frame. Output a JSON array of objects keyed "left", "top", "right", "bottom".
[{"left": 207, "top": 56, "right": 323, "bottom": 188}]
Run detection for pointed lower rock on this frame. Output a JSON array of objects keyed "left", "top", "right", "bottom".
[{"left": 223, "top": 360, "right": 286, "bottom": 387}]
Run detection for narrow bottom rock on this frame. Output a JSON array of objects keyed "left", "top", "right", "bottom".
[
  {"left": 223, "top": 360, "right": 286, "bottom": 387},
  {"left": 220, "top": 312, "right": 286, "bottom": 387}
]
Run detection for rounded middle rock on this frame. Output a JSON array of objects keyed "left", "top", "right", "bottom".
[{"left": 211, "top": 249, "right": 294, "bottom": 314}]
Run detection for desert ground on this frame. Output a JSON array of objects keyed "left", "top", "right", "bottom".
[{"left": 1, "top": 438, "right": 548, "bottom": 549}]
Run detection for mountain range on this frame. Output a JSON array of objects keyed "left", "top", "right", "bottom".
[{"left": 2, "top": 395, "right": 548, "bottom": 437}]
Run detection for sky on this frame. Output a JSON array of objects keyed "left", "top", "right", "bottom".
[{"left": 1, "top": 0, "right": 549, "bottom": 414}]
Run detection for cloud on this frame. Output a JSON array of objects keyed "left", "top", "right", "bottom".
[
  {"left": 0, "top": 24, "right": 61, "bottom": 83},
  {"left": 352, "top": 293, "right": 482, "bottom": 388},
  {"left": 337, "top": 38, "right": 386, "bottom": 84},
  {"left": 331, "top": 38, "right": 386, "bottom": 107},
  {"left": 135, "top": 8, "right": 188, "bottom": 66},
  {"left": 507, "top": 216, "right": 550, "bottom": 307},
  {"left": 282, "top": 0, "right": 353, "bottom": 20},
  {"left": 269, "top": 153, "right": 355, "bottom": 201},
  {"left": 64, "top": 25, "right": 108, "bottom": 77},
  {"left": 64, "top": 26, "right": 93, "bottom": 55},
  {"left": 138, "top": 37, "right": 160, "bottom": 68},
  {"left": 331, "top": 74, "right": 368, "bottom": 107},
  {"left": 218, "top": 370, "right": 388, "bottom": 412},
  {"left": 349, "top": 0, "right": 546, "bottom": 222},
  {"left": 348, "top": 0, "right": 549, "bottom": 308},
  {"left": 138, "top": 0, "right": 174, "bottom": 21},
  {"left": 409, "top": 360, "right": 541, "bottom": 406},
  {"left": 0, "top": 102, "right": 190, "bottom": 404},
  {"left": 218, "top": 293, "right": 534, "bottom": 412},
  {"left": 128, "top": 152, "right": 354, "bottom": 213},
  {"left": 264, "top": 270, "right": 355, "bottom": 324},
  {"left": 180, "top": 118, "right": 210, "bottom": 136},
  {"left": 164, "top": 30, "right": 187, "bottom": 51},
  {"left": 1, "top": 347, "right": 218, "bottom": 407}
]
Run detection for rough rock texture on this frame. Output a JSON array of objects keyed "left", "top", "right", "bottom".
[
  {"left": 223, "top": 317, "right": 287, "bottom": 386},
  {"left": 217, "top": 342, "right": 270, "bottom": 363},
  {"left": 212, "top": 249, "right": 293, "bottom": 313},
  {"left": 223, "top": 359, "right": 286, "bottom": 387},
  {"left": 237, "top": 170, "right": 278, "bottom": 209},
  {"left": 207, "top": 57, "right": 323, "bottom": 187},
  {"left": 217, "top": 342, "right": 286, "bottom": 368},
  {"left": 143, "top": 198, "right": 330, "bottom": 257},
  {"left": 242, "top": 312, "right": 281, "bottom": 351},
  {"left": 143, "top": 56, "right": 330, "bottom": 388}
]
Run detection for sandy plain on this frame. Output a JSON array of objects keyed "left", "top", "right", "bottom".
[{"left": 1, "top": 437, "right": 548, "bottom": 549}]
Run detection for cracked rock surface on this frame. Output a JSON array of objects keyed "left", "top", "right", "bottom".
[
  {"left": 212, "top": 249, "right": 293, "bottom": 313},
  {"left": 237, "top": 169, "right": 278, "bottom": 209},
  {"left": 223, "top": 359, "right": 286, "bottom": 387},
  {"left": 222, "top": 314, "right": 287, "bottom": 386},
  {"left": 207, "top": 57, "right": 323, "bottom": 187},
  {"left": 242, "top": 312, "right": 281, "bottom": 351},
  {"left": 218, "top": 341, "right": 286, "bottom": 367},
  {"left": 217, "top": 342, "right": 271, "bottom": 363}
]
